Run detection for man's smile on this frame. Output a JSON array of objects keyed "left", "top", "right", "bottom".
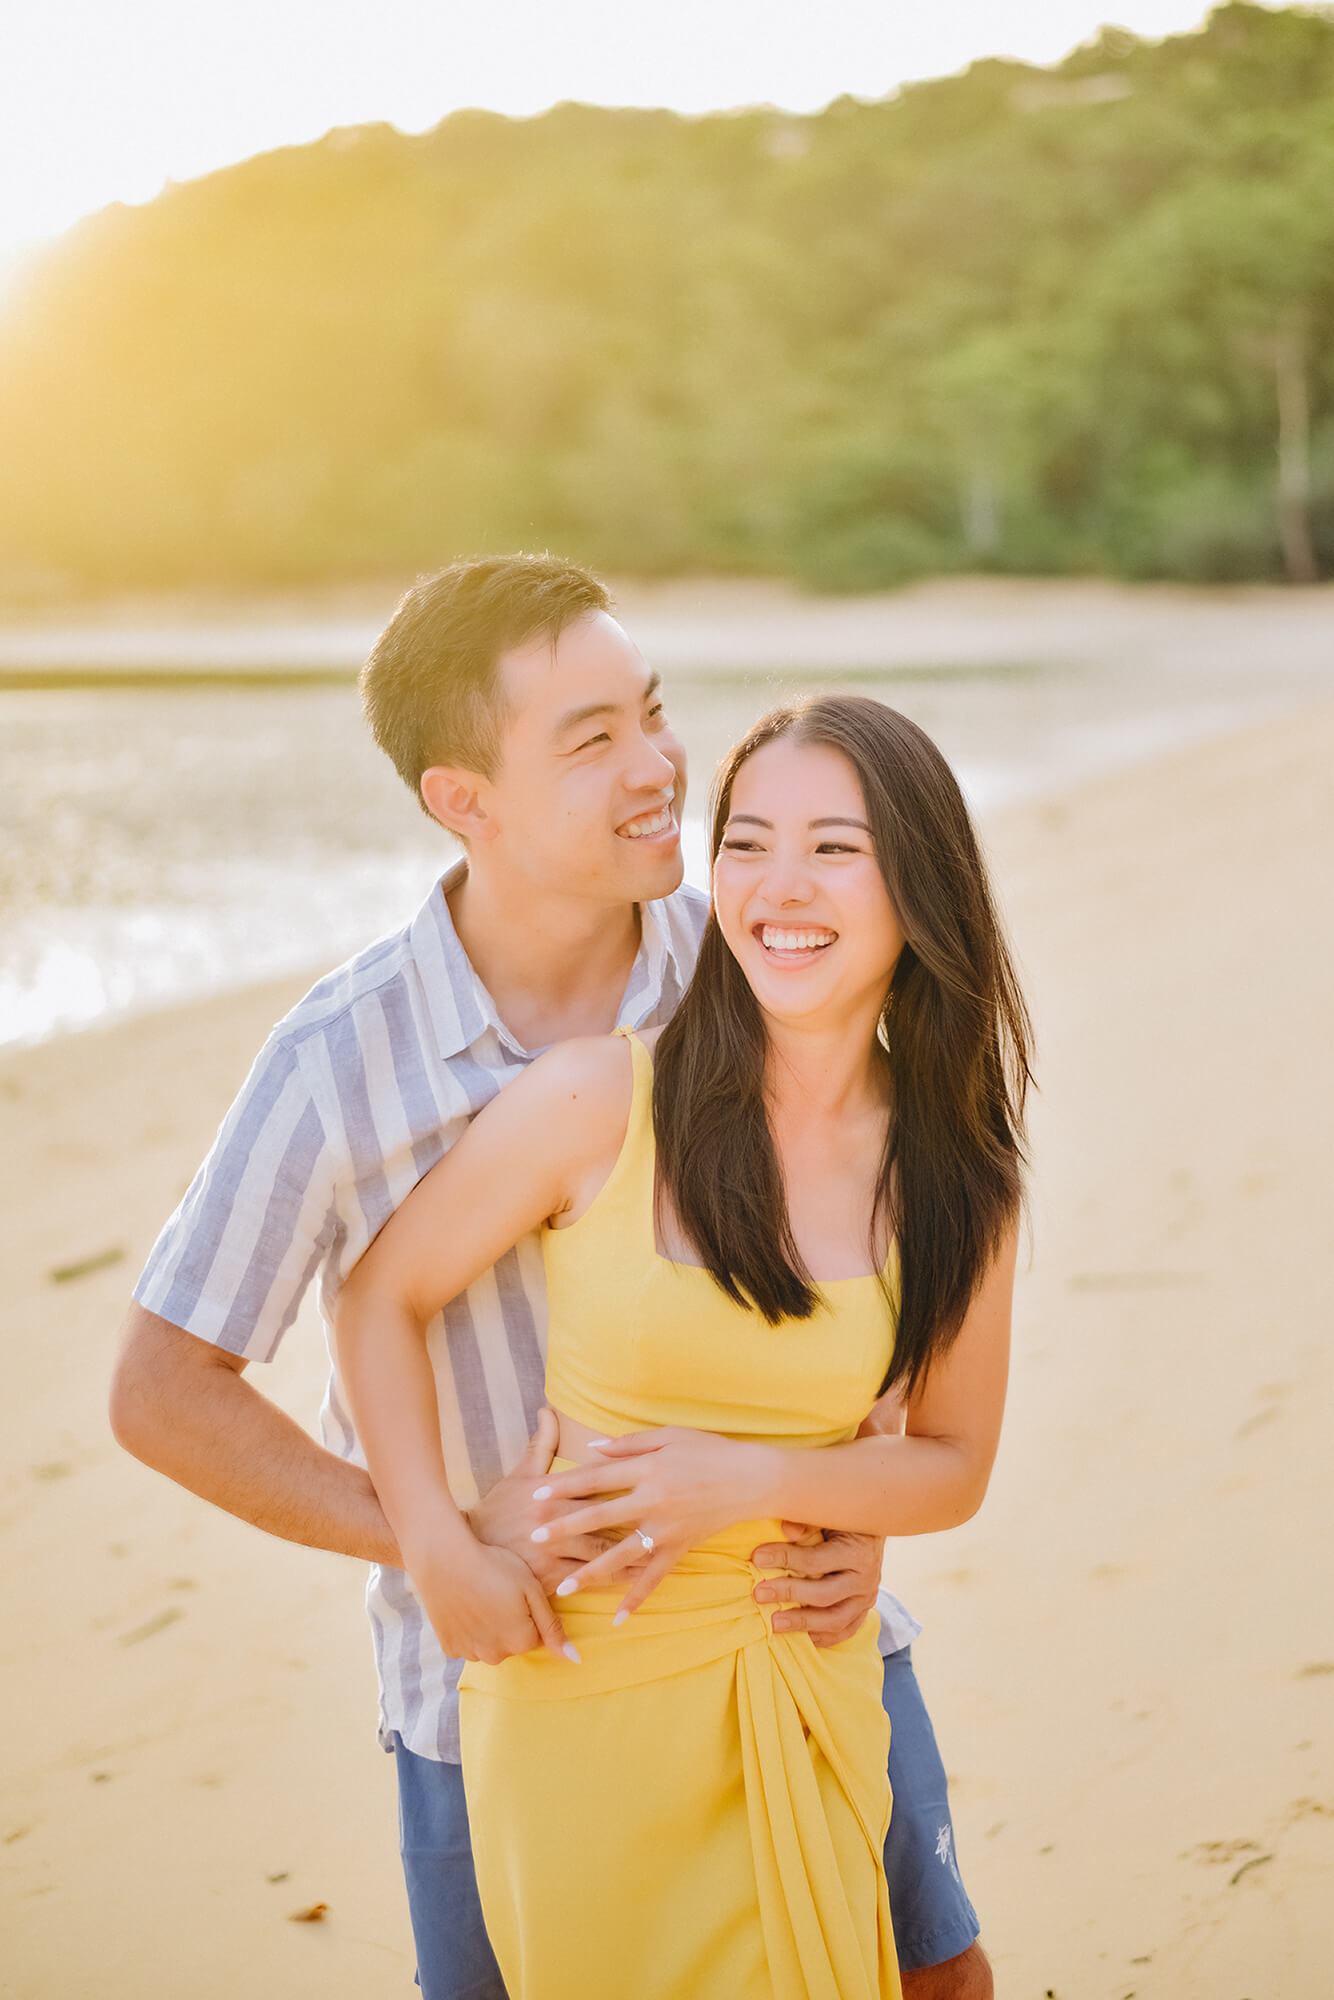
[{"left": 616, "top": 802, "right": 679, "bottom": 842}]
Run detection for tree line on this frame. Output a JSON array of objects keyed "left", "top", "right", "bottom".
[{"left": 2, "top": 1, "right": 1332, "bottom": 595}]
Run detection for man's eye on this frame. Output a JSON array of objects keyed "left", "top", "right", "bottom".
[
  {"left": 646, "top": 702, "right": 666, "bottom": 723},
  {"left": 575, "top": 733, "right": 611, "bottom": 752}
]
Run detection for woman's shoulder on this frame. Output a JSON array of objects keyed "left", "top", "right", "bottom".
[{"left": 513, "top": 1033, "right": 636, "bottom": 1137}]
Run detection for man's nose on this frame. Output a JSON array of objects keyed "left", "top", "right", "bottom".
[{"left": 626, "top": 733, "right": 680, "bottom": 793}]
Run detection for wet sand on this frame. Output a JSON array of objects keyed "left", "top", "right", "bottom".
[{"left": 1, "top": 699, "right": 1331, "bottom": 1996}]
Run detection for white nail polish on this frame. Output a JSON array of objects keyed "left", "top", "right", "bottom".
[
  {"left": 612, "top": 1609, "right": 629, "bottom": 1627},
  {"left": 556, "top": 1577, "right": 578, "bottom": 1597},
  {"left": 589, "top": 1439, "right": 613, "bottom": 1449},
  {"left": 532, "top": 1485, "right": 553, "bottom": 1501},
  {"left": 530, "top": 1527, "right": 548, "bottom": 1543},
  {"left": 562, "top": 1642, "right": 582, "bottom": 1664}
]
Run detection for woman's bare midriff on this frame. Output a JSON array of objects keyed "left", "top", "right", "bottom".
[{"left": 553, "top": 1406, "right": 621, "bottom": 1467}]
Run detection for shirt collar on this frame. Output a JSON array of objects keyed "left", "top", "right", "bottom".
[{"left": 409, "top": 861, "right": 694, "bottom": 1061}]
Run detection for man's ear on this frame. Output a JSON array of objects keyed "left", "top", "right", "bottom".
[{"left": 420, "top": 765, "right": 497, "bottom": 843}]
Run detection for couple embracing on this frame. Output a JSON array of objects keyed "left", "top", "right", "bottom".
[{"left": 112, "top": 553, "right": 1029, "bottom": 1999}]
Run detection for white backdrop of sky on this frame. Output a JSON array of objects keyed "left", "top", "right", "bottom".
[{"left": 1, "top": 0, "right": 1253, "bottom": 266}]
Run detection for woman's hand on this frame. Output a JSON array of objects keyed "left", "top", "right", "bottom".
[
  {"left": 530, "top": 1427, "right": 770, "bottom": 1620},
  {"left": 409, "top": 1534, "right": 577, "bottom": 1666}
]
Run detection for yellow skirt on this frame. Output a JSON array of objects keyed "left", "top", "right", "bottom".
[{"left": 459, "top": 1507, "right": 901, "bottom": 2000}]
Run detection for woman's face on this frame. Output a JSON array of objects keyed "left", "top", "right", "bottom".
[{"left": 712, "top": 735, "right": 905, "bottom": 1035}]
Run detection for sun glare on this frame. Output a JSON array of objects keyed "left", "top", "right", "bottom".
[{"left": 0, "top": 0, "right": 1230, "bottom": 269}]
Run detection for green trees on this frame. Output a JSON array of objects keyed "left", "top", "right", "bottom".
[
  {"left": 1, "top": 3, "right": 1331, "bottom": 593},
  {"left": 1091, "top": 150, "right": 1334, "bottom": 579}
]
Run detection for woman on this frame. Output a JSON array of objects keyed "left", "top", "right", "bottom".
[{"left": 336, "top": 695, "right": 1031, "bottom": 2000}]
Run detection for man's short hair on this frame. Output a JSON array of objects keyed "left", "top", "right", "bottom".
[{"left": 360, "top": 552, "right": 611, "bottom": 808}]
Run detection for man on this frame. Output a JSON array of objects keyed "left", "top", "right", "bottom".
[{"left": 111, "top": 553, "right": 991, "bottom": 1998}]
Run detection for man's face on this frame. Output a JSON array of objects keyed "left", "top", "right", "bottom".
[{"left": 481, "top": 611, "right": 687, "bottom": 906}]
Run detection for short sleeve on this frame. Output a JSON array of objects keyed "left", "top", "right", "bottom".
[{"left": 134, "top": 1026, "right": 338, "bottom": 1363}]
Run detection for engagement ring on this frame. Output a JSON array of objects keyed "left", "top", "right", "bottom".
[{"left": 635, "top": 1529, "right": 655, "bottom": 1556}]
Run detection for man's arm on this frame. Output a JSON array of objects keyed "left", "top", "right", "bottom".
[
  {"left": 111, "top": 1309, "right": 613, "bottom": 1592},
  {"left": 109, "top": 1304, "right": 401, "bottom": 1564}
]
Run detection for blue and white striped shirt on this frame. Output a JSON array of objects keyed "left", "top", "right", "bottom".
[{"left": 136, "top": 863, "right": 916, "bottom": 1763}]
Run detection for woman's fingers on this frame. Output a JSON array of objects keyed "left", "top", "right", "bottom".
[
  {"left": 523, "top": 1578, "right": 579, "bottom": 1663},
  {"left": 587, "top": 1430, "right": 666, "bottom": 1458},
  {"left": 611, "top": 1552, "right": 675, "bottom": 1621},
  {"left": 563, "top": 1534, "right": 617, "bottom": 1563},
  {"left": 533, "top": 1459, "right": 633, "bottom": 1503},
  {"left": 532, "top": 1495, "right": 640, "bottom": 1544},
  {"left": 552, "top": 1533, "right": 647, "bottom": 1596}
]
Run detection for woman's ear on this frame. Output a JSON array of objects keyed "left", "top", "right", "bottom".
[{"left": 420, "top": 765, "right": 497, "bottom": 844}]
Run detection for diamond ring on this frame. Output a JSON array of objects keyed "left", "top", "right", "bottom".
[{"left": 635, "top": 1528, "right": 655, "bottom": 1557}]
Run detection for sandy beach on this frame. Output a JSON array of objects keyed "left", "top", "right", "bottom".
[{"left": 2, "top": 697, "right": 1331, "bottom": 1997}]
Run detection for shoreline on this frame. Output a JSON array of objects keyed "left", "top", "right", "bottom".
[
  {"left": 7, "top": 690, "right": 1332, "bottom": 1059},
  {"left": 2, "top": 701, "right": 1331, "bottom": 1996},
  {"left": 3, "top": 571, "right": 1334, "bottom": 677}
]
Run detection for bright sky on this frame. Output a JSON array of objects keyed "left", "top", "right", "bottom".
[{"left": 1, "top": 0, "right": 1238, "bottom": 267}]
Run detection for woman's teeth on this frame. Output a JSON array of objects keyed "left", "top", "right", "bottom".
[
  {"left": 618, "top": 805, "right": 675, "bottom": 839},
  {"left": 759, "top": 927, "right": 836, "bottom": 953}
]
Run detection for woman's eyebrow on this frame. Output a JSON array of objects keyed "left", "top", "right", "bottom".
[{"left": 725, "top": 814, "right": 871, "bottom": 832}]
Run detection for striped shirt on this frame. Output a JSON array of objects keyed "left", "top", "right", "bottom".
[{"left": 135, "top": 863, "right": 917, "bottom": 1763}]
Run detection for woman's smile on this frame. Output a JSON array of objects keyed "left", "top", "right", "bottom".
[{"left": 753, "top": 923, "right": 839, "bottom": 964}]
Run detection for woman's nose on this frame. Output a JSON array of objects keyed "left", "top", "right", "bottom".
[{"left": 760, "top": 854, "right": 815, "bottom": 905}]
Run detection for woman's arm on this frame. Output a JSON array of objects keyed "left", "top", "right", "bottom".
[
  {"left": 751, "top": 1219, "right": 1015, "bottom": 1535},
  {"left": 335, "top": 1036, "right": 628, "bottom": 1663},
  {"left": 539, "top": 1221, "right": 1017, "bottom": 1616}
]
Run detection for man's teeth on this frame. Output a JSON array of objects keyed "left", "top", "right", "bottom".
[
  {"left": 760, "top": 927, "right": 836, "bottom": 953},
  {"left": 619, "top": 806, "right": 674, "bottom": 839}
]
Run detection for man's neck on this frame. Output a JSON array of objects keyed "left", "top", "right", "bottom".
[{"left": 447, "top": 862, "right": 644, "bottom": 1052}]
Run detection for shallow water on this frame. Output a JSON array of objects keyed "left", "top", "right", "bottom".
[{"left": 0, "top": 654, "right": 1315, "bottom": 1047}]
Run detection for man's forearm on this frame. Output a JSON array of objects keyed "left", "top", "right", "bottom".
[{"left": 110, "top": 1307, "right": 401, "bottom": 1566}]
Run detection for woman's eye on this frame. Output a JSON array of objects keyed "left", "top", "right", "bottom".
[
  {"left": 719, "top": 838, "right": 760, "bottom": 853},
  {"left": 816, "top": 841, "right": 858, "bottom": 854}
]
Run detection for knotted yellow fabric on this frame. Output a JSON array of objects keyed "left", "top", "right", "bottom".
[{"left": 460, "top": 1029, "right": 901, "bottom": 1999}]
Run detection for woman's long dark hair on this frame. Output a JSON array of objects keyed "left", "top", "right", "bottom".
[{"left": 652, "top": 695, "right": 1032, "bottom": 1396}]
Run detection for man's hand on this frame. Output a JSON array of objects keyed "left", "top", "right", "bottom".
[
  {"left": 467, "top": 1408, "right": 612, "bottom": 1594},
  {"left": 750, "top": 1524, "right": 885, "bottom": 1649}
]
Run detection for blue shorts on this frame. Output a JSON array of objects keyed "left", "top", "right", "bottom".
[
  {"left": 880, "top": 1644, "right": 981, "bottom": 1970},
  {"left": 392, "top": 1643, "right": 979, "bottom": 1997}
]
